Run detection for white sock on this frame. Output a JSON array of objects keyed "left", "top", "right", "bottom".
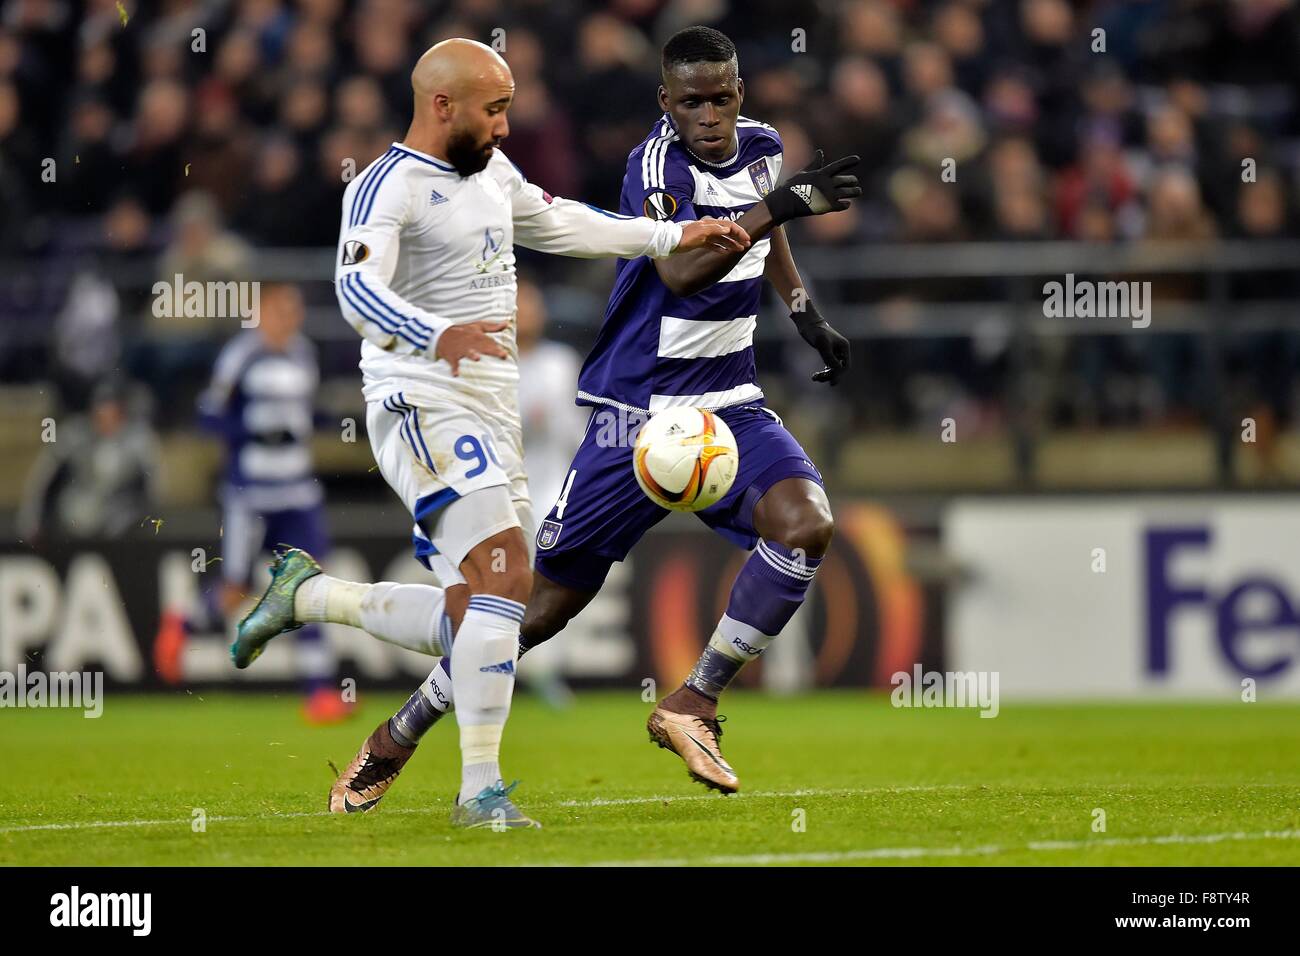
[
  {"left": 360, "top": 581, "right": 448, "bottom": 655},
  {"left": 453, "top": 594, "right": 523, "bottom": 803},
  {"left": 295, "top": 576, "right": 448, "bottom": 655},
  {"left": 295, "top": 574, "right": 364, "bottom": 626},
  {"left": 423, "top": 656, "right": 455, "bottom": 712},
  {"left": 713, "top": 613, "right": 777, "bottom": 662}
]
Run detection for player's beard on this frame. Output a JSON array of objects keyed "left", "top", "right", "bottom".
[{"left": 447, "top": 125, "right": 496, "bottom": 176}]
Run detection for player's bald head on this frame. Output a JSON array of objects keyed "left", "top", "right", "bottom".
[
  {"left": 411, "top": 38, "right": 513, "bottom": 110},
  {"left": 408, "top": 38, "right": 515, "bottom": 176}
]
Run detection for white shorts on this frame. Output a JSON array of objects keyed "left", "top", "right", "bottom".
[{"left": 367, "top": 391, "right": 535, "bottom": 581}]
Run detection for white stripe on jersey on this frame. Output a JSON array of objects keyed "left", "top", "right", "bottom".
[
  {"left": 239, "top": 444, "right": 313, "bottom": 483},
  {"left": 642, "top": 119, "right": 678, "bottom": 190},
  {"left": 658, "top": 130, "right": 679, "bottom": 187},
  {"left": 647, "top": 120, "right": 667, "bottom": 188},
  {"left": 640, "top": 122, "right": 656, "bottom": 187},
  {"left": 242, "top": 400, "right": 312, "bottom": 436},
  {"left": 648, "top": 383, "right": 764, "bottom": 412},
  {"left": 575, "top": 389, "right": 650, "bottom": 416},
  {"left": 657, "top": 314, "right": 757, "bottom": 360},
  {"left": 718, "top": 241, "right": 771, "bottom": 283},
  {"left": 226, "top": 481, "right": 322, "bottom": 515},
  {"left": 688, "top": 161, "right": 778, "bottom": 206},
  {"left": 685, "top": 161, "right": 777, "bottom": 282}
]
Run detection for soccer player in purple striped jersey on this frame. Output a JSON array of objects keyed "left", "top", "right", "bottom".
[
  {"left": 326, "top": 25, "right": 863, "bottom": 800},
  {"left": 529, "top": 25, "right": 861, "bottom": 791}
]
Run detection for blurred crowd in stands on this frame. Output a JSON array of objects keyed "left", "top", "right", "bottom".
[{"left": 2, "top": 0, "right": 1299, "bottom": 463}]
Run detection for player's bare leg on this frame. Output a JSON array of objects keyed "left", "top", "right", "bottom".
[
  {"left": 650, "top": 477, "right": 834, "bottom": 793},
  {"left": 518, "top": 573, "right": 598, "bottom": 654}
]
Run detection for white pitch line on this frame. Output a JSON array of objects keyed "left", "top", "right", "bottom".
[
  {"left": 564, "top": 829, "right": 1300, "bottom": 867},
  {"left": 3, "top": 783, "right": 1294, "bottom": 840},
  {"left": 0, "top": 811, "right": 316, "bottom": 834},
  {"left": 0, "top": 785, "right": 966, "bottom": 835},
  {"left": 545, "top": 783, "right": 971, "bottom": 808}
]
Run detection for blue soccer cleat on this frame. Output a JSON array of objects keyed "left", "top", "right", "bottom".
[
  {"left": 231, "top": 548, "right": 322, "bottom": 669},
  {"left": 449, "top": 780, "right": 542, "bottom": 830}
]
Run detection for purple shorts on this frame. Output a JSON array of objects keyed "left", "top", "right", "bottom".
[
  {"left": 223, "top": 501, "right": 330, "bottom": 587},
  {"left": 533, "top": 403, "right": 822, "bottom": 592}
]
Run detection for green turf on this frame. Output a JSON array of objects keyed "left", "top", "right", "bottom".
[{"left": 2, "top": 691, "right": 1298, "bottom": 866}]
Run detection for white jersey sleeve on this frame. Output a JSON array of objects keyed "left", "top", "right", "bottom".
[
  {"left": 334, "top": 163, "right": 455, "bottom": 360},
  {"left": 199, "top": 333, "right": 249, "bottom": 414},
  {"left": 494, "top": 151, "right": 683, "bottom": 260}
]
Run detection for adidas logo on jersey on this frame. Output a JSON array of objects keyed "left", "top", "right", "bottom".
[
  {"left": 430, "top": 189, "right": 448, "bottom": 205},
  {"left": 792, "top": 184, "right": 814, "bottom": 206}
]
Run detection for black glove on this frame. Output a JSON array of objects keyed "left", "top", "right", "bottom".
[
  {"left": 764, "top": 150, "right": 862, "bottom": 225},
  {"left": 791, "top": 302, "right": 851, "bottom": 386}
]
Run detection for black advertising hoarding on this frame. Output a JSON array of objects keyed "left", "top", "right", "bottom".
[{"left": 0, "top": 503, "right": 926, "bottom": 690}]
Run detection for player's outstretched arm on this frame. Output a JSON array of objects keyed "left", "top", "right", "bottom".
[
  {"left": 764, "top": 226, "right": 851, "bottom": 386},
  {"left": 654, "top": 201, "right": 776, "bottom": 298},
  {"left": 675, "top": 218, "right": 752, "bottom": 255},
  {"left": 501, "top": 151, "right": 746, "bottom": 260},
  {"left": 510, "top": 183, "right": 748, "bottom": 259},
  {"left": 655, "top": 150, "right": 861, "bottom": 299}
]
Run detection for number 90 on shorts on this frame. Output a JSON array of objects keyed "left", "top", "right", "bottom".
[
  {"left": 366, "top": 394, "right": 522, "bottom": 514},
  {"left": 455, "top": 433, "right": 503, "bottom": 478}
]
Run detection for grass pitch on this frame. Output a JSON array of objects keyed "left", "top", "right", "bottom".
[{"left": 2, "top": 691, "right": 1298, "bottom": 866}]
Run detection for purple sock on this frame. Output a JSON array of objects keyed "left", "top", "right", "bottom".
[
  {"left": 389, "top": 684, "right": 445, "bottom": 746},
  {"left": 294, "top": 624, "right": 336, "bottom": 696},
  {"left": 187, "top": 584, "right": 226, "bottom": 633},
  {"left": 684, "top": 540, "right": 821, "bottom": 700},
  {"left": 388, "top": 617, "right": 455, "bottom": 745}
]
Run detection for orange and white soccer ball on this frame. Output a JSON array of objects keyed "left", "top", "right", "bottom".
[{"left": 633, "top": 407, "right": 739, "bottom": 512}]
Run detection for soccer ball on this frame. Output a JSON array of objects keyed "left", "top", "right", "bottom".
[{"left": 633, "top": 407, "right": 739, "bottom": 512}]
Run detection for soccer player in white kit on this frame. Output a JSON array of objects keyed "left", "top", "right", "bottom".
[{"left": 231, "top": 38, "right": 748, "bottom": 829}]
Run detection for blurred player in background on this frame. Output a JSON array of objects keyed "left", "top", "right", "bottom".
[
  {"left": 513, "top": 277, "right": 584, "bottom": 707},
  {"left": 229, "top": 38, "right": 748, "bottom": 829},
  {"left": 153, "top": 282, "right": 349, "bottom": 725},
  {"left": 17, "top": 377, "right": 160, "bottom": 544}
]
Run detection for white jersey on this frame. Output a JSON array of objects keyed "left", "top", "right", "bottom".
[
  {"left": 334, "top": 142, "right": 684, "bottom": 425},
  {"left": 335, "top": 141, "right": 687, "bottom": 577}
]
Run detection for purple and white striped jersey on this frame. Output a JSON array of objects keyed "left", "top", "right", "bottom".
[
  {"left": 576, "top": 114, "right": 783, "bottom": 415},
  {"left": 198, "top": 331, "right": 322, "bottom": 513}
]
